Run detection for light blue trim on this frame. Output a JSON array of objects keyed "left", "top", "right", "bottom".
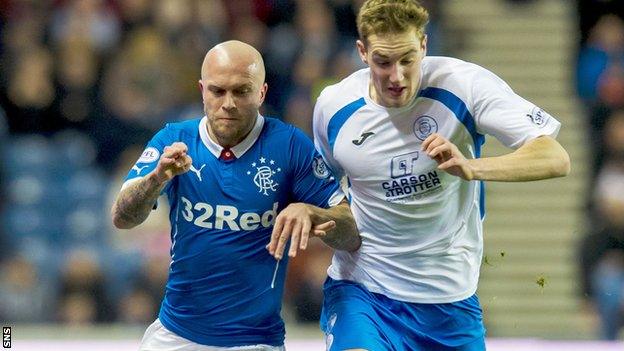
[
  {"left": 327, "top": 98, "right": 367, "bottom": 153},
  {"left": 418, "top": 87, "right": 486, "bottom": 218}
]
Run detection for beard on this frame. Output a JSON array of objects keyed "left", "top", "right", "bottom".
[{"left": 206, "top": 112, "right": 256, "bottom": 147}]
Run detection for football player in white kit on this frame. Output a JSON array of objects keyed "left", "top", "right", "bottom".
[{"left": 312, "top": 1, "right": 571, "bottom": 350}]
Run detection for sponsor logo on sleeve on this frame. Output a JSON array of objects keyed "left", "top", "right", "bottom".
[
  {"left": 527, "top": 106, "right": 550, "bottom": 128},
  {"left": 138, "top": 147, "right": 160, "bottom": 163}
]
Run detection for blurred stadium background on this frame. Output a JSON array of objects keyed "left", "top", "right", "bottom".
[{"left": 1, "top": 0, "right": 624, "bottom": 349}]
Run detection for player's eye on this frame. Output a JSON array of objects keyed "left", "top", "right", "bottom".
[
  {"left": 401, "top": 59, "right": 414, "bottom": 65},
  {"left": 235, "top": 88, "right": 251, "bottom": 96},
  {"left": 209, "top": 87, "right": 225, "bottom": 96}
]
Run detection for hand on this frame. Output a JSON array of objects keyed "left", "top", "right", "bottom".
[
  {"left": 422, "top": 133, "right": 474, "bottom": 180},
  {"left": 153, "top": 142, "right": 193, "bottom": 183},
  {"left": 267, "top": 203, "right": 337, "bottom": 259}
]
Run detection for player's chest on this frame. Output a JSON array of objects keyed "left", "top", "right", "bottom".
[
  {"left": 176, "top": 148, "right": 290, "bottom": 207},
  {"left": 334, "top": 106, "right": 467, "bottom": 178}
]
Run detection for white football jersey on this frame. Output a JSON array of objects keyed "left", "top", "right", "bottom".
[{"left": 313, "top": 56, "right": 561, "bottom": 303}]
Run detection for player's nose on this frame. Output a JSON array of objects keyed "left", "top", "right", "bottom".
[
  {"left": 222, "top": 92, "right": 236, "bottom": 110},
  {"left": 389, "top": 64, "right": 404, "bottom": 83}
]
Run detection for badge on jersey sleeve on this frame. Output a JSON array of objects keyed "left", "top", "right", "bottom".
[
  {"left": 313, "top": 155, "right": 331, "bottom": 179},
  {"left": 138, "top": 147, "right": 160, "bottom": 163},
  {"left": 527, "top": 106, "right": 550, "bottom": 128},
  {"left": 131, "top": 147, "right": 160, "bottom": 175}
]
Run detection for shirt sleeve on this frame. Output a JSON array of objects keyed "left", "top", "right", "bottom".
[
  {"left": 471, "top": 65, "right": 562, "bottom": 149},
  {"left": 122, "top": 124, "right": 172, "bottom": 194},
  {"left": 289, "top": 127, "right": 345, "bottom": 209},
  {"left": 313, "top": 93, "right": 346, "bottom": 180}
]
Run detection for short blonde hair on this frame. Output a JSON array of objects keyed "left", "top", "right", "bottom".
[{"left": 357, "top": 0, "right": 429, "bottom": 44}]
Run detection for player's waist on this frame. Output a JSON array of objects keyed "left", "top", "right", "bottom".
[
  {"left": 328, "top": 251, "right": 480, "bottom": 303},
  {"left": 159, "top": 303, "right": 285, "bottom": 347}
]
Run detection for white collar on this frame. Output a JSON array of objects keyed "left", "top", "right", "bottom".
[{"left": 199, "top": 114, "right": 265, "bottom": 159}]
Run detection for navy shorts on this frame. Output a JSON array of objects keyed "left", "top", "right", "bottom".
[{"left": 320, "top": 278, "right": 486, "bottom": 351}]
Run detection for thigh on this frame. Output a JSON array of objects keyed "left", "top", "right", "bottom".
[{"left": 320, "top": 278, "right": 399, "bottom": 351}]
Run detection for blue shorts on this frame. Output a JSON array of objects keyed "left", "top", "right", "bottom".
[{"left": 320, "top": 278, "right": 486, "bottom": 351}]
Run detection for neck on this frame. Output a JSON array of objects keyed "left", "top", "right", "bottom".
[
  {"left": 368, "top": 82, "right": 378, "bottom": 105},
  {"left": 206, "top": 123, "right": 253, "bottom": 150}
]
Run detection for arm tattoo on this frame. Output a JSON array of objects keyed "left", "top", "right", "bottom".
[{"left": 112, "top": 175, "right": 167, "bottom": 228}]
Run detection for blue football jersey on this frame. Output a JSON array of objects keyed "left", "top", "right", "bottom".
[{"left": 124, "top": 115, "right": 343, "bottom": 347}]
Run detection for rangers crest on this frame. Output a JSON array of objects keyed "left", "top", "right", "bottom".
[{"left": 246, "top": 157, "right": 281, "bottom": 195}]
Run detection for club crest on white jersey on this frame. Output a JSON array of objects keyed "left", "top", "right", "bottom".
[{"left": 413, "top": 115, "right": 438, "bottom": 140}]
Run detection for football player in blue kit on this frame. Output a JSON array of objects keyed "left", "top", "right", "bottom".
[
  {"left": 111, "top": 40, "right": 360, "bottom": 351},
  {"left": 311, "top": 0, "right": 571, "bottom": 350}
]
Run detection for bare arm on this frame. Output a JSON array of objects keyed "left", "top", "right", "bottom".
[
  {"left": 268, "top": 200, "right": 360, "bottom": 259},
  {"left": 423, "top": 134, "right": 570, "bottom": 182},
  {"left": 468, "top": 135, "right": 570, "bottom": 181},
  {"left": 308, "top": 201, "right": 360, "bottom": 252},
  {"left": 111, "top": 142, "right": 192, "bottom": 229},
  {"left": 111, "top": 173, "right": 167, "bottom": 229}
]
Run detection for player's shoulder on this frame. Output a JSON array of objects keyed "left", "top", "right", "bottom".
[
  {"left": 318, "top": 68, "right": 368, "bottom": 97},
  {"left": 154, "top": 117, "right": 202, "bottom": 140},
  {"left": 163, "top": 117, "right": 202, "bottom": 133},
  {"left": 316, "top": 68, "right": 369, "bottom": 118},
  {"left": 262, "top": 116, "right": 294, "bottom": 134},
  {"left": 422, "top": 56, "right": 501, "bottom": 89},
  {"left": 422, "top": 56, "right": 488, "bottom": 75},
  {"left": 262, "top": 117, "right": 313, "bottom": 146},
  {"left": 262, "top": 116, "right": 304, "bottom": 139},
  {"left": 421, "top": 56, "right": 505, "bottom": 101}
]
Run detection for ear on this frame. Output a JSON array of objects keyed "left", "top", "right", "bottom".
[
  {"left": 356, "top": 40, "right": 368, "bottom": 65},
  {"left": 198, "top": 80, "right": 204, "bottom": 93},
  {"left": 259, "top": 82, "right": 268, "bottom": 104},
  {"left": 421, "top": 34, "right": 428, "bottom": 57}
]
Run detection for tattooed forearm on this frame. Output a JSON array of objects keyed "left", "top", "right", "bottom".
[
  {"left": 112, "top": 173, "right": 167, "bottom": 229},
  {"left": 316, "top": 203, "right": 361, "bottom": 252}
]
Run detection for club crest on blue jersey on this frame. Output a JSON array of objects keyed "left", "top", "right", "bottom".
[
  {"left": 313, "top": 155, "right": 331, "bottom": 179},
  {"left": 246, "top": 157, "right": 281, "bottom": 195},
  {"left": 413, "top": 115, "right": 438, "bottom": 140}
]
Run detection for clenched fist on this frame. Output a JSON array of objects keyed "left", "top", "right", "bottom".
[{"left": 153, "top": 142, "right": 193, "bottom": 183}]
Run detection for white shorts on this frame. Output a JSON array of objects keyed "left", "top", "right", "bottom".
[{"left": 139, "top": 319, "right": 286, "bottom": 351}]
